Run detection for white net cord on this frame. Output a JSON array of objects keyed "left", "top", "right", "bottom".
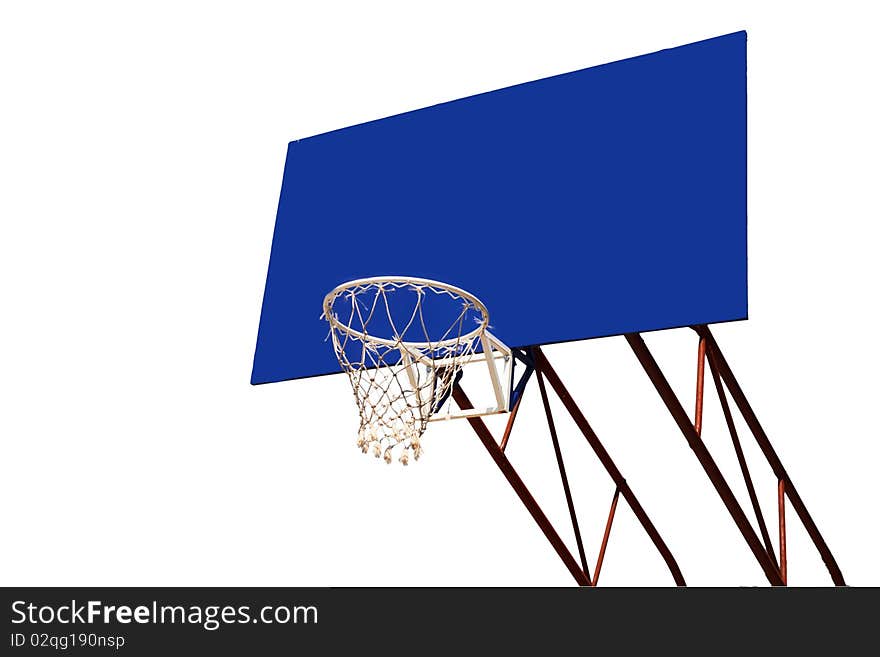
[{"left": 323, "top": 278, "right": 489, "bottom": 465}]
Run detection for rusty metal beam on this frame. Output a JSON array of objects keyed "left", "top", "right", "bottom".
[
  {"left": 499, "top": 395, "right": 523, "bottom": 453},
  {"left": 693, "top": 325, "right": 845, "bottom": 586},
  {"left": 534, "top": 366, "right": 591, "bottom": 580},
  {"left": 452, "top": 385, "right": 590, "bottom": 586},
  {"left": 705, "top": 343, "right": 779, "bottom": 570},
  {"left": 695, "top": 337, "right": 707, "bottom": 435},
  {"left": 625, "top": 332, "right": 784, "bottom": 585},
  {"left": 592, "top": 487, "right": 621, "bottom": 586},
  {"left": 779, "top": 478, "right": 787, "bottom": 584},
  {"left": 531, "top": 346, "right": 686, "bottom": 586}
]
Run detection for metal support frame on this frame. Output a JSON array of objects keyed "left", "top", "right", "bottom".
[
  {"left": 452, "top": 386, "right": 591, "bottom": 586},
  {"left": 626, "top": 325, "right": 844, "bottom": 586},
  {"left": 451, "top": 346, "right": 686, "bottom": 586},
  {"left": 430, "top": 330, "right": 513, "bottom": 422},
  {"left": 535, "top": 362, "right": 590, "bottom": 577},
  {"left": 437, "top": 324, "right": 842, "bottom": 585}
]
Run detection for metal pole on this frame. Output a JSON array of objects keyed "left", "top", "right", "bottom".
[
  {"left": 705, "top": 344, "right": 779, "bottom": 570},
  {"left": 779, "top": 478, "right": 787, "bottom": 584},
  {"left": 534, "top": 365, "right": 591, "bottom": 580},
  {"left": 592, "top": 487, "right": 620, "bottom": 586},
  {"left": 694, "top": 325, "right": 845, "bottom": 586},
  {"left": 695, "top": 337, "right": 707, "bottom": 435},
  {"left": 531, "top": 346, "right": 687, "bottom": 586},
  {"left": 625, "top": 333, "right": 784, "bottom": 585},
  {"left": 452, "top": 385, "right": 590, "bottom": 586},
  {"left": 499, "top": 395, "right": 522, "bottom": 453}
]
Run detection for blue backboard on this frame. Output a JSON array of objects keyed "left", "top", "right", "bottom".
[{"left": 252, "top": 32, "right": 747, "bottom": 384}]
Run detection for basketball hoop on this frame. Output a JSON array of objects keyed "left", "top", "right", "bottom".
[{"left": 323, "top": 276, "right": 511, "bottom": 465}]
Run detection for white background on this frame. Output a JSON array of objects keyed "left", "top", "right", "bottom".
[{"left": 1, "top": 2, "right": 877, "bottom": 586}]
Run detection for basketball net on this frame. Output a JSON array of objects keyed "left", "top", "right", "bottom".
[{"left": 323, "top": 277, "right": 490, "bottom": 465}]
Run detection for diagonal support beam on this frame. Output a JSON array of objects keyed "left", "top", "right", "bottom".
[
  {"left": 499, "top": 394, "right": 523, "bottom": 453},
  {"left": 693, "top": 325, "right": 845, "bottom": 586},
  {"left": 705, "top": 342, "right": 779, "bottom": 569},
  {"left": 592, "top": 487, "right": 620, "bottom": 586},
  {"left": 500, "top": 353, "right": 533, "bottom": 452},
  {"left": 695, "top": 336, "right": 707, "bottom": 435},
  {"left": 625, "top": 333, "right": 784, "bottom": 585},
  {"left": 509, "top": 349, "right": 535, "bottom": 409},
  {"left": 531, "top": 346, "right": 686, "bottom": 586},
  {"left": 534, "top": 364, "right": 591, "bottom": 580},
  {"left": 779, "top": 478, "right": 787, "bottom": 584},
  {"left": 452, "top": 385, "right": 590, "bottom": 586}
]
